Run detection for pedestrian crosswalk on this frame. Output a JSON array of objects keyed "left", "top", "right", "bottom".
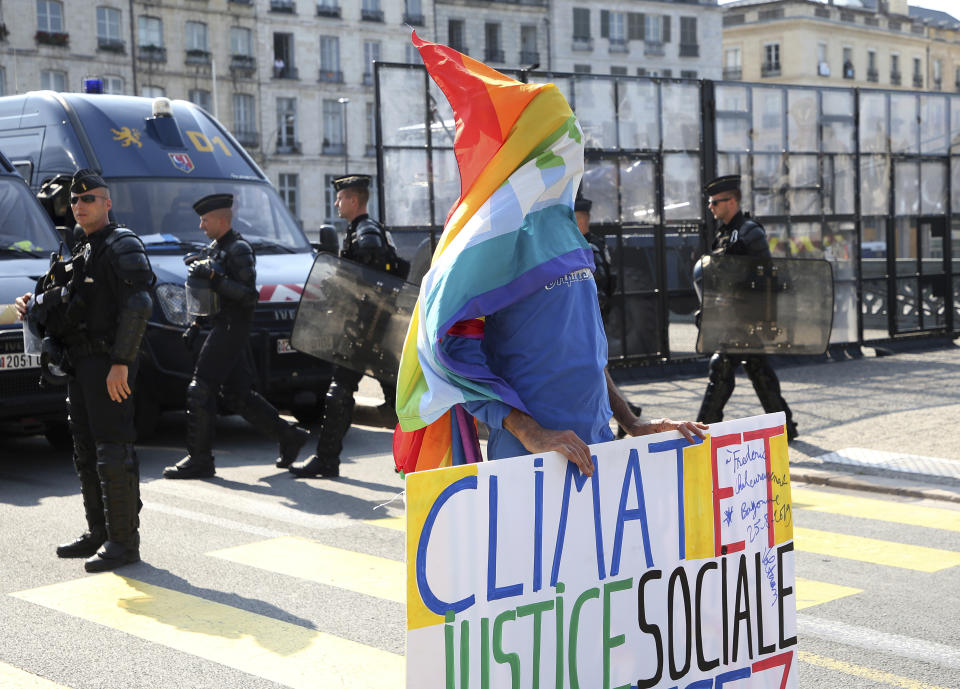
[{"left": 4, "top": 483, "right": 959, "bottom": 688}]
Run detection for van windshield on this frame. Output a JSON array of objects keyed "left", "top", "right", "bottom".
[
  {"left": 106, "top": 179, "right": 310, "bottom": 253},
  {"left": 0, "top": 178, "right": 60, "bottom": 258}
]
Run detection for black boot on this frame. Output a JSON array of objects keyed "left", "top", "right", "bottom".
[
  {"left": 58, "top": 419, "right": 106, "bottom": 558},
  {"left": 232, "top": 389, "right": 311, "bottom": 468},
  {"left": 743, "top": 355, "right": 798, "bottom": 442},
  {"left": 697, "top": 353, "right": 736, "bottom": 424},
  {"left": 289, "top": 381, "right": 355, "bottom": 478},
  {"left": 163, "top": 378, "right": 216, "bottom": 479},
  {"left": 86, "top": 443, "right": 140, "bottom": 573}
]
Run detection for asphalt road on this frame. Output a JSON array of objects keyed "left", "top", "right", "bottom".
[{"left": 0, "top": 344, "right": 958, "bottom": 689}]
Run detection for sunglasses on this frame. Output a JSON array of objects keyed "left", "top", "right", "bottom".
[
  {"left": 708, "top": 197, "right": 734, "bottom": 207},
  {"left": 70, "top": 194, "right": 106, "bottom": 205}
]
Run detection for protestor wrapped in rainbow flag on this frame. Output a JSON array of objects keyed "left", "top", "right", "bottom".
[{"left": 393, "top": 32, "right": 595, "bottom": 474}]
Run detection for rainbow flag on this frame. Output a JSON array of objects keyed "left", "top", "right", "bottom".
[{"left": 393, "top": 32, "right": 591, "bottom": 474}]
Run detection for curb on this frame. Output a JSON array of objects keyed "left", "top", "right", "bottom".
[{"left": 790, "top": 466, "right": 960, "bottom": 505}]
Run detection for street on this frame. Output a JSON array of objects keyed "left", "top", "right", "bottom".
[{"left": 1, "top": 346, "right": 959, "bottom": 688}]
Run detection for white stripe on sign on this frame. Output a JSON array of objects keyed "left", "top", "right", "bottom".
[{"left": 797, "top": 614, "right": 960, "bottom": 670}]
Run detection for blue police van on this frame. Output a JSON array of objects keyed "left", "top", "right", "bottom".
[
  {"left": 0, "top": 150, "right": 72, "bottom": 445},
  {"left": 0, "top": 90, "right": 331, "bottom": 438}
]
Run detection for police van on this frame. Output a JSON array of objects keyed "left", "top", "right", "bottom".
[
  {"left": 0, "top": 91, "right": 331, "bottom": 438},
  {"left": 0, "top": 150, "right": 71, "bottom": 446}
]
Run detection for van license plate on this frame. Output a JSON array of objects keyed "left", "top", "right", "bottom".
[
  {"left": 276, "top": 338, "right": 295, "bottom": 354},
  {"left": 0, "top": 352, "right": 40, "bottom": 370}
]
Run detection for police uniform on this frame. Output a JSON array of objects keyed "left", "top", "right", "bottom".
[
  {"left": 290, "top": 175, "right": 401, "bottom": 478},
  {"left": 29, "top": 169, "right": 155, "bottom": 572},
  {"left": 574, "top": 193, "right": 615, "bottom": 318},
  {"left": 162, "top": 193, "right": 310, "bottom": 479},
  {"left": 696, "top": 175, "right": 797, "bottom": 440}
]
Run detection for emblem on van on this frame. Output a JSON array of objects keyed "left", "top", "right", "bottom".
[
  {"left": 111, "top": 126, "right": 142, "bottom": 148},
  {"left": 168, "top": 153, "right": 195, "bottom": 174}
]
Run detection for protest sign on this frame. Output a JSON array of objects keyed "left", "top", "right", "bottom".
[{"left": 406, "top": 413, "right": 796, "bottom": 689}]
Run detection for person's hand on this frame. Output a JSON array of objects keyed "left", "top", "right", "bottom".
[
  {"left": 188, "top": 259, "right": 214, "bottom": 280},
  {"left": 632, "top": 418, "right": 708, "bottom": 443},
  {"left": 106, "top": 364, "right": 131, "bottom": 403},
  {"left": 504, "top": 410, "right": 594, "bottom": 477},
  {"left": 14, "top": 292, "right": 32, "bottom": 320}
]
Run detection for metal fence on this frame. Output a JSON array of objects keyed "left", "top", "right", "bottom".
[{"left": 374, "top": 62, "right": 959, "bottom": 366}]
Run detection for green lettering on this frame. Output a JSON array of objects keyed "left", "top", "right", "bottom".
[
  {"left": 603, "top": 577, "right": 634, "bottom": 689},
  {"left": 493, "top": 609, "right": 521, "bottom": 689},
  {"left": 517, "top": 599, "right": 554, "bottom": 689},
  {"left": 568, "top": 587, "right": 600, "bottom": 689}
]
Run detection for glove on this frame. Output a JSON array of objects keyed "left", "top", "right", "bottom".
[
  {"left": 188, "top": 259, "right": 215, "bottom": 280},
  {"left": 182, "top": 322, "right": 201, "bottom": 351}
]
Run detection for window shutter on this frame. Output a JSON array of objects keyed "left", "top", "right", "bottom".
[
  {"left": 663, "top": 15, "right": 671, "bottom": 42},
  {"left": 601, "top": 10, "right": 609, "bottom": 39},
  {"left": 628, "top": 12, "right": 644, "bottom": 40}
]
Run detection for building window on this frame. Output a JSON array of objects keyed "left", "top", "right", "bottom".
[
  {"left": 319, "top": 36, "right": 341, "bottom": 82},
  {"left": 817, "top": 42, "right": 829, "bottom": 77},
  {"left": 867, "top": 49, "right": 878, "bottom": 82},
  {"left": 484, "top": 22, "right": 503, "bottom": 63},
  {"left": 842, "top": 46, "right": 854, "bottom": 79},
  {"left": 365, "top": 101, "right": 376, "bottom": 156},
  {"left": 602, "top": 11, "right": 626, "bottom": 51},
  {"left": 637, "top": 68, "right": 647, "bottom": 77},
  {"left": 278, "top": 173, "right": 299, "bottom": 219},
  {"left": 724, "top": 47, "right": 741, "bottom": 80},
  {"left": 231, "top": 27, "right": 253, "bottom": 57},
  {"left": 0, "top": 67, "right": 6, "bottom": 96},
  {"left": 520, "top": 25, "right": 538, "bottom": 65},
  {"left": 913, "top": 57, "right": 922, "bottom": 88},
  {"left": 363, "top": 40, "right": 380, "bottom": 85},
  {"left": 322, "top": 98, "right": 344, "bottom": 154},
  {"left": 681, "top": 70, "right": 697, "bottom": 79},
  {"left": 140, "top": 84, "right": 165, "bottom": 98},
  {"left": 404, "top": 0, "right": 423, "bottom": 26},
  {"left": 96, "top": 6, "right": 122, "bottom": 48},
  {"left": 103, "top": 75, "right": 124, "bottom": 94},
  {"left": 933, "top": 59, "right": 942, "bottom": 90},
  {"left": 273, "top": 33, "right": 296, "bottom": 79},
  {"left": 448, "top": 19, "right": 465, "bottom": 53},
  {"left": 232, "top": 93, "right": 257, "bottom": 146},
  {"left": 573, "top": 7, "right": 590, "bottom": 40},
  {"left": 405, "top": 43, "right": 421, "bottom": 65},
  {"left": 645, "top": 15, "right": 662, "bottom": 43},
  {"left": 41, "top": 70, "right": 66, "bottom": 91},
  {"left": 610, "top": 66, "right": 627, "bottom": 76},
  {"left": 762, "top": 43, "right": 780, "bottom": 76},
  {"left": 186, "top": 21, "right": 208, "bottom": 52},
  {"left": 679, "top": 17, "right": 698, "bottom": 57},
  {"left": 37, "top": 0, "right": 64, "bottom": 33},
  {"left": 138, "top": 15, "right": 162, "bottom": 47},
  {"left": 276, "top": 97, "right": 298, "bottom": 152},
  {"left": 317, "top": 0, "right": 340, "bottom": 18},
  {"left": 890, "top": 53, "right": 901, "bottom": 85},
  {"left": 662, "top": 68, "right": 672, "bottom": 78},
  {"left": 361, "top": 0, "right": 383, "bottom": 22},
  {"left": 189, "top": 88, "right": 211, "bottom": 111},
  {"left": 573, "top": 64, "right": 592, "bottom": 74}
]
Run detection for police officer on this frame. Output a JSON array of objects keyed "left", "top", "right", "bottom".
[
  {"left": 290, "top": 174, "right": 403, "bottom": 478},
  {"left": 16, "top": 169, "right": 154, "bottom": 572},
  {"left": 696, "top": 175, "right": 798, "bottom": 441},
  {"left": 162, "top": 193, "right": 310, "bottom": 479}
]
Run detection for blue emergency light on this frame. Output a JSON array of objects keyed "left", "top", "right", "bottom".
[{"left": 83, "top": 78, "right": 104, "bottom": 94}]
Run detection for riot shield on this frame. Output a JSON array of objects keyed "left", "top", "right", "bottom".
[
  {"left": 696, "top": 255, "right": 834, "bottom": 355},
  {"left": 291, "top": 253, "right": 418, "bottom": 384}
]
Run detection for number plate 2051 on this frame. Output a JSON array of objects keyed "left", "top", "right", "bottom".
[{"left": 0, "top": 352, "right": 41, "bottom": 370}]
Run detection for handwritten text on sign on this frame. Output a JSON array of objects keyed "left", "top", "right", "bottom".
[{"left": 405, "top": 413, "right": 797, "bottom": 689}]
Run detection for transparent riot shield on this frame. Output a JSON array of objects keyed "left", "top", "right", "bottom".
[
  {"left": 290, "top": 253, "right": 418, "bottom": 384},
  {"left": 696, "top": 255, "right": 834, "bottom": 355}
]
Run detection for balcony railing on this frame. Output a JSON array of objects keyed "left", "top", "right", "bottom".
[
  {"left": 230, "top": 55, "right": 256, "bottom": 73},
  {"left": 362, "top": 71, "right": 374, "bottom": 86},
  {"left": 722, "top": 67, "right": 742, "bottom": 80},
  {"left": 867, "top": 68, "right": 879, "bottom": 82},
  {"left": 403, "top": 12, "right": 424, "bottom": 26},
  {"left": 138, "top": 45, "right": 167, "bottom": 62},
  {"left": 913, "top": 74, "right": 923, "bottom": 88},
  {"left": 270, "top": 0, "right": 295, "bottom": 12},
  {"left": 274, "top": 65, "right": 299, "bottom": 79},
  {"left": 229, "top": 0, "right": 253, "bottom": 4},
  {"left": 572, "top": 36, "right": 593, "bottom": 51},
  {"left": 843, "top": 64, "right": 855, "bottom": 79},
  {"left": 185, "top": 49, "right": 212, "bottom": 65},
  {"left": 361, "top": 8, "right": 384, "bottom": 22},
  {"left": 318, "top": 69, "right": 343, "bottom": 83},
  {"left": 933, "top": 79, "right": 942, "bottom": 91},
  {"left": 97, "top": 38, "right": 125, "bottom": 53},
  {"left": 234, "top": 130, "right": 259, "bottom": 148},
  {"left": 890, "top": 71, "right": 901, "bottom": 85},
  {"left": 679, "top": 43, "right": 699, "bottom": 58},
  {"left": 644, "top": 41, "right": 665, "bottom": 57},
  {"left": 275, "top": 140, "right": 301, "bottom": 154},
  {"left": 36, "top": 30, "right": 69, "bottom": 46},
  {"left": 484, "top": 48, "right": 505, "bottom": 63},
  {"left": 316, "top": 4, "right": 340, "bottom": 17},
  {"left": 519, "top": 50, "right": 539, "bottom": 65},
  {"left": 761, "top": 61, "right": 781, "bottom": 77},
  {"left": 609, "top": 38, "right": 628, "bottom": 54}
]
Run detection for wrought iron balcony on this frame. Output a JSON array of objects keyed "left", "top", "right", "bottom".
[
  {"left": 644, "top": 41, "right": 665, "bottom": 57},
  {"left": 484, "top": 48, "right": 504, "bottom": 63},
  {"left": 230, "top": 55, "right": 256, "bottom": 73},
  {"left": 609, "top": 38, "right": 628, "bottom": 54},
  {"left": 185, "top": 49, "right": 212, "bottom": 65},
  {"left": 273, "top": 65, "right": 299, "bottom": 79},
  {"left": 572, "top": 36, "right": 593, "bottom": 51},
  {"left": 867, "top": 68, "right": 878, "bottom": 82},
  {"left": 761, "top": 61, "right": 781, "bottom": 77},
  {"left": 275, "top": 140, "right": 301, "bottom": 154},
  {"left": 722, "top": 67, "right": 742, "bottom": 80},
  {"left": 403, "top": 13, "right": 424, "bottom": 26},
  {"left": 361, "top": 9, "right": 384, "bottom": 22},
  {"left": 890, "top": 71, "right": 901, "bottom": 85},
  {"left": 97, "top": 38, "right": 125, "bottom": 53},
  {"left": 913, "top": 74, "right": 923, "bottom": 88},
  {"left": 679, "top": 43, "right": 699, "bottom": 58},
  {"left": 318, "top": 69, "right": 343, "bottom": 83},
  {"left": 138, "top": 45, "right": 167, "bottom": 62},
  {"left": 36, "top": 30, "right": 69, "bottom": 47},
  {"left": 316, "top": 4, "right": 340, "bottom": 17},
  {"left": 271, "top": 0, "right": 295, "bottom": 13}
]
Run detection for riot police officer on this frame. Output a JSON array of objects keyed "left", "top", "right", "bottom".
[
  {"left": 696, "top": 175, "right": 798, "bottom": 440},
  {"left": 16, "top": 169, "right": 154, "bottom": 572},
  {"left": 162, "top": 193, "right": 310, "bottom": 479},
  {"left": 290, "top": 174, "right": 404, "bottom": 478}
]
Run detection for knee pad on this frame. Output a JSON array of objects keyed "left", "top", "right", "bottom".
[
  {"left": 187, "top": 377, "right": 214, "bottom": 411},
  {"left": 708, "top": 353, "right": 735, "bottom": 380}
]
